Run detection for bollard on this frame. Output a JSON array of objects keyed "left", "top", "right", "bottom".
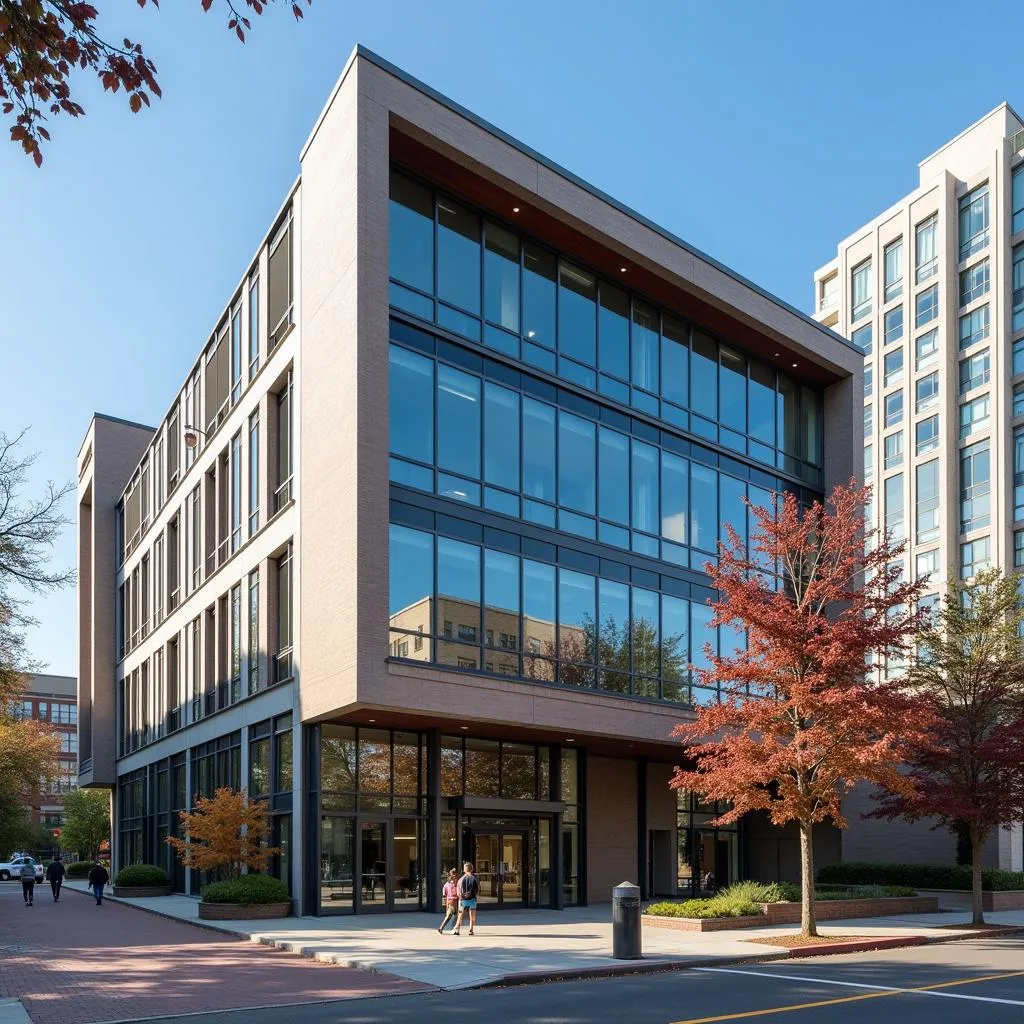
[{"left": 612, "top": 880, "right": 642, "bottom": 959}]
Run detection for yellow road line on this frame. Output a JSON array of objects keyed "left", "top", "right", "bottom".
[{"left": 670, "top": 968, "right": 1024, "bottom": 1023}]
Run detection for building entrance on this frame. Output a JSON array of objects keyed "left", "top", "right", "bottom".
[{"left": 470, "top": 830, "right": 526, "bottom": 907}]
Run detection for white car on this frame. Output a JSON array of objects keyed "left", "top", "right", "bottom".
[{"left": 0, "top": 856, "right": 45, "bottom": 882}]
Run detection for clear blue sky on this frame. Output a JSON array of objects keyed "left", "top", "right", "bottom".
[{"left": 5, "top": 0, "right": 1024, "bottom": 676}]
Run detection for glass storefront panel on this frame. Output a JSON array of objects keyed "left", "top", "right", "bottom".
[
  {"left": 392, "top": 818, "right": 421, "bottom": 909},
  {"left": 320, "top": 816, "right": 355, "bottom": 913},
  {"left": 360, "top": 821, "right": 387, "bottom": 907}
]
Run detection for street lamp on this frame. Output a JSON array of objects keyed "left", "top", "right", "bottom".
[{"left": 182, "top": 424, "right": 207, "bottom": 450}]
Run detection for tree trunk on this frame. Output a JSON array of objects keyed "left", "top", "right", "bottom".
[
  {"left": 799, "top": 819, "right": 817, "bottom": 938},
  {"left": 971, "top": 826, "right": 985, "bottom": 927}
]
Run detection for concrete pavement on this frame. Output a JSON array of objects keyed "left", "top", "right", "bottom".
[{"left": 63, "top": 879, "right": 1024, "bottom": 990}]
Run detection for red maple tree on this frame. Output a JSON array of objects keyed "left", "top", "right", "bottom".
[
  {"left": 871, "top": 568, "right": 1024, "bottom": 925},
  {"left": 0, "top": 0, "right": 311, "bottom": 165},
  {"left": 671, "top": 482, "right": 927, "bottom": 936}
]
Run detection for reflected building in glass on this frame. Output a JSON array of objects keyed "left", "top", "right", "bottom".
[{"left": 78, "top": 47, "right": 861, "bottom": 916}]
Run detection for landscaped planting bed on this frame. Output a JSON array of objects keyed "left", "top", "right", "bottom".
[{"left": 643, "top": 881, "right": 938, "bottom": 931}]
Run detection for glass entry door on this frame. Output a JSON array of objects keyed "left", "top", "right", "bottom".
[{"left": 471, "top": 830, "right": 526, "bottom": 907}]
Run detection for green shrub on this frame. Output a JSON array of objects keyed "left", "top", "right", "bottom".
[
  {"left": 818, "top": 862, "right": 1024, "bottom": 892},
  {"left": 201, "top": 873, "right": 289, "bottom": 905},
  {"left": 114, "top": 864, "right": 169, "bottom": 887},
  {"left": 645, "top": 897, "right": 763, "bottom": 919},
  {"left": 813, "top": 884, "right": 917, "bottom": 900},
  {"left": 65, "top": 862, "right": 93, "bottom": 879}
]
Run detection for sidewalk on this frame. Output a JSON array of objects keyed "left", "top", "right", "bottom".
[{"left": 64, "top": 880, "right": 1024, "bottom": 990}]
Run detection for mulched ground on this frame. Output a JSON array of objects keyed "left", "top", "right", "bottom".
[{"left": 747, "top": 934, "right": 885, "bottom": 948}]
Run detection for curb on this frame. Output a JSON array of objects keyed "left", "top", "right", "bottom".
[{"left": 786, "top": 935, "right": 927, "bottom": 958}]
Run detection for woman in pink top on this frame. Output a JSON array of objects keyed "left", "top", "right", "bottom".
[{"left": 438, "top": 868, "right": 459, "bottom": 934}]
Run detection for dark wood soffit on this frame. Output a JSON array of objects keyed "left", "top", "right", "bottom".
[
  {"left": 389, "top": 126, "right": 841, "bottom": 388},
  {"left": 332, "top": 704, "right": 687, "bottom": 762}
]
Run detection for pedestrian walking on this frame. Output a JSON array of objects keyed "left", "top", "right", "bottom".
[
  {"left": 19, "top": 860, "right": 36, "bottom": 906},
  {"left": 46, "top": 856, "right": 66, "bottom": 902},
  {"left": 437, "top": 867, "right": 459, "bottom": 934},
  {"left": 88, "top": 862, "right": 109, "bottom": 905},
  {"left": 451, "top": 861, "right": 479, "bottom": 936}
]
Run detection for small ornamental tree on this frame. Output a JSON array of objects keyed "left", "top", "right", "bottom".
[
  {"left": 872, "top": 569, "right": 1024, "bottom": 925},
  {"left": 671, "top": 482, "right": 928, "bottom": 937},
  {"left": 60, "top": 788, "right": 110, "bottom": 861},
  {"left": 166, "top": 788, "right": 277, "bottom": 882}
]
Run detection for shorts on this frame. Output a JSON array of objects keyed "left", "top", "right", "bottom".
[{"left": 459, "top": 898, "right": 477, "bottom": 910}]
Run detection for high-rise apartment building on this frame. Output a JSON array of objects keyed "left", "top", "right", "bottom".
[
  {"left": 78, "top": 47, "right": 861, "bottom": 915},
  {"left": 813, "top": 103, "right": 1024, "bottom": 869}
]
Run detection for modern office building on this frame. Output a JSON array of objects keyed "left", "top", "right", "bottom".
[
  {"left": 12, "top": 673, "right": 78, "bottom": 842},
  {"left": 77, "top": 47, "right": 861, "bottom": 915},
  {"left": 813, "top": 103, "right": 1024, "bottom": 870}
]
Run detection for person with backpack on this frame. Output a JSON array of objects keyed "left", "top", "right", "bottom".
[
  {"left": 437, "top": 867, "right": 459, "bottom": 934},
  {"left": 88, "top": 862, "right": 109, "bottom": 905},
  {"left": 46, "top": 856, "right": 66, "bottom": 902},
  {"left": 451, "top": 861, "right": 479, "bottom": 936},
  {"left": 19, "top": 860, "right": 36, "bottom": 906}
]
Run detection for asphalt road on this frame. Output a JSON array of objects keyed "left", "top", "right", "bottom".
[{"left": 137, "top": 933, "right": 1024, "bottom": 1024}]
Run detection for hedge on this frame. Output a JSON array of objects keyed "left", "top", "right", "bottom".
[
  {"left": 65, "top": 862, "right": 94, "bottom": 879},
  {"left": 818, "top": 862, "right": 1024, "bottom": 892},
  {"left": 201, "top": 874, "right": 289, "bottom": 905},
  {"left": 114, "top": 864, "right": 169, "bottom": 887}
]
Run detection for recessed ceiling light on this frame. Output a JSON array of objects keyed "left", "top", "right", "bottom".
[
  {"left": 367, "top": 718, "right": 375, "bottom": 723},
  {"left": 460, "top": 725, "right": 469, "bottom": 730},
  {"left": 566, "top": 737, "right": 575, "bottom": 742},
  {"left": 792, "top": 362, "right": 798, "bottom": 368},
  {"left": 774, "top": 352, "right": 780, "bottom": 357},
  {"left": 512, "top": 206, "right": 520, "bottom": 213},
  {"left": 620, "top": 267, "right": 627, "bottom": 273}
]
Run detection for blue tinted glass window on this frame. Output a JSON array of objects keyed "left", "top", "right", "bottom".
[
  {"left": 558, "top": 262, "right": 596, "bottom": 366},
  {"left": 389, "top": 524, "right": 433, "bottom": 626},
  {"left": 523, "top": 398, "right": 556, "bottom": 502},
  {"left": 597, "top": 579, "right": 630, "bottom": 693},
  {"left": 484, "top": 548, "right": 519, "bottom": 648},
  {"left": 691, "top": 331, "right": 718, "bottom": 421},
  {"left": 691, "top": 463, "right": 718, "bottom": 553},
  {"left": 598, "top": 282, "right": 630, "bottom": 380},
  {"left": 389, "top": 345, "right": 433, "bottom": 464},
  {"left": 632, "top": 588, "right": 660, "bottom": 678},
  {"left": 558, "top": 569, "right": 596, "bottom": 663},
  {"left": 437, "top": 198, "right": 480, "bottom": 314},
  {"left": 388, "top": 172, "right": 434, "bottom": 294},
  {"left": 661, "top": 314, "right": 688, "bottom": 407},
  {"left": 437, "top": 364, "right": 480, "bottom": 478},
  {"left": 438, "top": 537, "right": 480, "bottom": 634},
  {"left": 631, "top": 300, "right": 659, "bottom": 394},
  {"left": 661, "top": 451, "right": 688, "bottom": 544},
  {"left": 484, "top": 383, "right": 519, "bottom": 491},
  {"left": 777, "top": 374, "right": 799, "bottom": 456},
  {"left": 748, "top": 360, "right": 775, "bottom": 445},
  {"left": 631, "top": 440, "right": 659, "bottom": 535},
  {"left": 720, "top": 475, "right": 747, "bottom": 555},
  {"left": 691, "top": 601, "right": 718, "bottom": 681},
  {"left": 523, "top": 243, "right": 556, "bottom": 347},
  {"left": 598, "top": 427, "right": 629, "bottom": 525},
  {"left": 523, "top": 560, "right": 555, "bottom": 674},
  {"left": 484, "top": 221, "right": 520, "bottom": 332},
  {"left": 719, "top": 346, "right": 746, "bottom": 432},
  {"left": 662, "top": 595, "right": 689, "bottom": 688},
  {"left": 558, "top": 412, "right": 596, "bottom": 515}
]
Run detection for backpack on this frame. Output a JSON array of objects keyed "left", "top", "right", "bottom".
[{"left": 458, "top": 872, "right": 476, "bottom": 899}]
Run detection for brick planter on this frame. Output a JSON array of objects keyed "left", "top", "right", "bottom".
[
  {"left": 644, "top": 914, "right": 765, "bottom": 932},
  {"left": 198, "top": 901, "right": 291, "bottom": 920},
  {"left": 644, "top": 896, "right": 939, "bottom": 932},
  {"left": 917, "top": 889, "right": 1024, "bottom": 911},
  {"left": 761, "top": 896, "right": 938, "bottom": 924},
  {"left": 113, "top": 885, "right": 172, "bottom": 898}
]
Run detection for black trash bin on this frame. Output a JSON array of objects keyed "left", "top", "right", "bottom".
[{"left": 612, "top": 881, "right": 642, "bottom": 959}]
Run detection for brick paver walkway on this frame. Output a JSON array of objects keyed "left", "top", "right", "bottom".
[{"left": 0, "top": 883, "right": 429, "bottom": 1024}]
